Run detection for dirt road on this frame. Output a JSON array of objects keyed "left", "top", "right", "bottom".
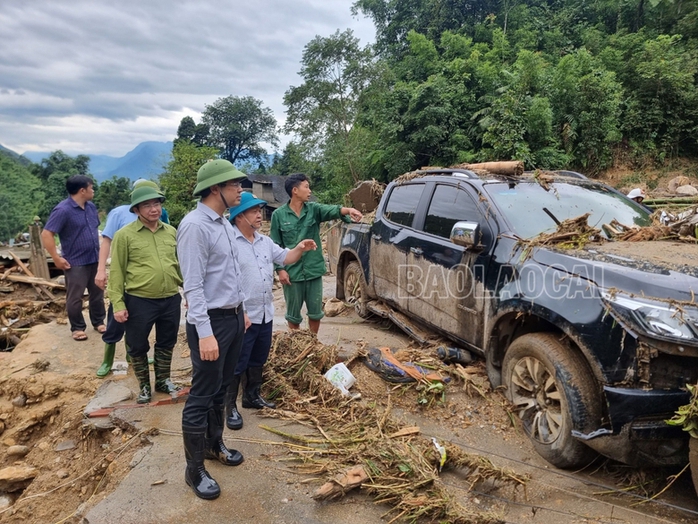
[{"left": 1, "top": 276, "right": 698, "bottom": 523}]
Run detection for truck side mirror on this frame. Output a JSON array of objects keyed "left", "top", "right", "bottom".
[{"left": 450, "top": 221, "right": 482, "bottom": 249}]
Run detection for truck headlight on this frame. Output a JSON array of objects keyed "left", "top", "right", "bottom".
[{"left": 602, "top": 291, "right": 698, "bottom": 341}]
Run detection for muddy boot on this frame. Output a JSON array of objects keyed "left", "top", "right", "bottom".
[
  {"left": 242, "top": 366, "right": 276, "bottom": 409},
  {"left": 183, "top": 425, "right": 220, "bottom": 500},
  {"left": 225, "top": 375, "right": 243, "bottom": 430},
  {"left": 131, "top": 355, "right": 151, "bottom": 404},
  {"left": 154, "top": 348, "right": 182, "bottom": 395},
  {"left": 204, "top": 406, "right": 244, "bottom": 466},
  {"left": 96, "top": 343, "right": 116, "bottom": 378}
]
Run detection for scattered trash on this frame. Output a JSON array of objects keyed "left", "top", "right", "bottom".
[
  {"left": 363, "top": 347, "right": 449, "bottom": 383},
  {"left": 431, "top": 437, "right": 447, "bottom": 472},
  {"left": 324, "top": 362, "right": 360, "bottom": 399}
]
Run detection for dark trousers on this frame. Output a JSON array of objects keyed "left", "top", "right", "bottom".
[
  {"left": 64, "top": 263, "right": 105, "bottom": 332},
  {"left": 182, "top": 309, "right": 244, "bottom": 427},
  {"left": 234, "top": 320, "right": 273, "bottom": 375},
  {"left": 123, "top": 293, "right": 181, "bottom": 358},
  {"left": 102, "top": 303, "right": 126, "bottom": 344}
]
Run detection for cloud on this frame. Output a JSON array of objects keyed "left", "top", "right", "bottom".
[{"left": 0, "top": 0, "right": 375, "bottom": 156}]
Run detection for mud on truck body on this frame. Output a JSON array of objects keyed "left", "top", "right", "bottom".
[{"left": 328, "top": 168, "right": 698, "bottom": 469}]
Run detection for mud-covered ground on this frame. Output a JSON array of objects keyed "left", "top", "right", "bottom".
[{"left": 1, "top": 273, "right": 698, "bottom": 523}]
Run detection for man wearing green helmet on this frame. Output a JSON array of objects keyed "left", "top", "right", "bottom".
[
  {"left": 107, "top": 184, "right": 183, "bottom": 404},
  {"left": 95, "top": 179, "right": 166, "bottom": 378},
  {"left": 176, "top": 159, "right": 251, "bottom": 500}
]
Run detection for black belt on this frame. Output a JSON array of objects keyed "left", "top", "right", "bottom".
[{"left": 207, "top": 305, "right": 242, "bottom": 317}]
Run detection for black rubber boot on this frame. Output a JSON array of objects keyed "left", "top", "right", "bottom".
[
  {"left": 96, "top": 343, "right": 116, "bottom": 378},
  {"left": 183, "top": 425, "right": 221, "bottom": 500},
  {"left": 242, "top": 366, "right": 276, "bottom": 409},
  {"left": 205, "top": 405, "right": 244, "bottom": 466},
  {"left": 154, "top": 348, "right": 182, "bottom": 394},
  {"left": 131, "top": 355, "right": 151, "bottom": 404},
  {"left": 225, "top": 375, "right": 243, "bottom": 430}
]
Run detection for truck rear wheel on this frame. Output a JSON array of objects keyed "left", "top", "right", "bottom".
[
  {"left": 343, "top": 261, "right": 370, "bottom": 318},
  {"left": 503, "top": 333, "right": 599, "bottom": 469}
]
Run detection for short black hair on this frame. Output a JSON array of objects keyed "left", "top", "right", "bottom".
[
  {"left": 284, "top": 173, "right": 309, "bottom": 197},
  {"left": 66, "top": 175, "right": 94, "bottom": 195}
]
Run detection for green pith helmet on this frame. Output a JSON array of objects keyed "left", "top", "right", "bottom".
[
  {"left": 130, "top": 185, "right": 165, "bottom": 213},
  {"left": 132, "top": 179, "right": 160, "bottom": 191},
  {"left": 193, "top": 159, "right": 246, "bottom": 196}
]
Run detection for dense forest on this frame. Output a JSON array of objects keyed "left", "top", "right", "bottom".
[{"left": 2, "top": 0, "right": 697, "bottom": 235}]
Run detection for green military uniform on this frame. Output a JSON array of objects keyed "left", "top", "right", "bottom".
[{"left": 270, "top": 202, "right": 351, "bottom": 324}]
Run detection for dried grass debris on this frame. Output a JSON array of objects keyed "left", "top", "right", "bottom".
[{"left": 263, "top": 331, "right": 526, "bottom": 523}]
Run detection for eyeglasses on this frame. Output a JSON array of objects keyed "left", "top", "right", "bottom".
[{"left": 221, "top": 181, "right": 242, "bottom": 189}]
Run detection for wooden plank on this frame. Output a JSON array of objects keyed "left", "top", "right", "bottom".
[
  {"left": 28, "top": 224, "right": 51, "bottom": 280},
  {"left": 2, "top": 274, "right": 64, "bottom": 289},
  {"left": 8, "top": 250, "right": 34, "bottom": 277}
]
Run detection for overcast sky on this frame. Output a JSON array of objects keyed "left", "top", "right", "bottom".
[{"left": 0, "top": 0, "right": 375, "bottom": 157}]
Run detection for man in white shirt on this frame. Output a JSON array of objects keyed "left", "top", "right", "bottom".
[{"left": 227, "top": 192, "right": 316, "bottom": 430}]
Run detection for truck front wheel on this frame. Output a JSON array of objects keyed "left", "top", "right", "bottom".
[
  {"left": 503, "top": 333, "right": 599, "bottom": 469},
  {"left": 343, "top": 261, "right": 370, "bottom": 318}
]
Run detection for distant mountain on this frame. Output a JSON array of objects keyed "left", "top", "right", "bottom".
[
  {"left": 21, "top": 141, "right": 173, "bottom": 182},
  {"left": 0, "top": 143, "right": 32, "bottom": 167}
]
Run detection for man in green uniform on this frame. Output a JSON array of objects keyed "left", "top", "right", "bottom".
[
  {"left": 270, "top": 173, "right": 362, "bottom": 334},
  {"left": 107, "top": 184, "right": 183, "bottom": 403}
]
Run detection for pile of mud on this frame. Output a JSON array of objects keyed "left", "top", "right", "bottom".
[{"left": 0, "top": 365, "right": 145, "bottom": 523}]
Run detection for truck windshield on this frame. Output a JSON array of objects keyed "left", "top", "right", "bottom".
[{"left": 483, "top": 180, "right": 652, "bottom": 239}]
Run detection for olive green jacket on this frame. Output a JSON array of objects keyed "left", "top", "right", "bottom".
[{"left": 270, "top": 202, "right": 351, "bottom": 282}]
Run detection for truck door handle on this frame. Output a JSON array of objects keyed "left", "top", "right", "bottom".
[
  {"left": 410, "top": 247, "right": 423, "bottom": 256},
  {"left": 372, "top": 234, "right": 382, "bottom": 241}
]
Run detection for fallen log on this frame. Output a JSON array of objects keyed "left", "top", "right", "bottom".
[
  {"left": 453, "top": 160, "right": 524, "bottom": 176},
  {"left": 1, "top": 274, "right": 64, "bottom": 289}
]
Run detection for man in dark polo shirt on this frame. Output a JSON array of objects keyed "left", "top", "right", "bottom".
[{"left": 42, "top": 175, "right": 106, "bottom": 341}]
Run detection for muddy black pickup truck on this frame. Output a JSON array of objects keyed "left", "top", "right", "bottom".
[{"left": 328, "top": 168, "right": 698, "bottom": 470}]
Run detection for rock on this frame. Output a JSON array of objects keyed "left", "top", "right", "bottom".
[
  {"left": 56, "top": 439, "right": 76, "bottom": 452},
  {"left": 676, "top": 185, "right": 698, "bottom": 196},
  {"left": 6, "top": 446, "right": 29, "bottom": 457},
  {"left": 0, "top": 465, "right": 38, "bottom": 492},
  {"left": 37, "top": 441, "right": 50, "bottom": 451},
  {"left": 11, "top": 394, "right": 26, "bottom": 408},
  {"left": 0, "top": 420, "right": 4, "bottom": 435},
  {"left": 323, "top": 297, "right": 346, "bottom": 317},
  {"left": 24, "top": 383, "right": 45, "bottom": 399},
  {"left": 83, "top": 382, "right": 133, "bottom": 417},
  {"left": 668, "top": 175, "right": 691, "bottom": 193},
  {"left": 0, "top": 493, "right": 12, "bottom": 511},
  {"left": 55, "top": 470, "right": 69, "bottom": 479}
]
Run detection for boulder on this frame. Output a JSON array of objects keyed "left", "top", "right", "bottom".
[
  {"left": 323, "top": 298, "right": 347, "bottom": 317},
  {"left": 0, "top": 465, "right": 38, "bottom": 492},
  {"left": 676, "top": 185, "right": 698, "bottom": 196},
  {"left": 668, "top": 175, "right": 691, "bottom": 193}
]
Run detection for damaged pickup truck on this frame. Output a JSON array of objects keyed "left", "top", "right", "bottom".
[{"left": 328, "top": 168, "right": 698, "bottom": 470}]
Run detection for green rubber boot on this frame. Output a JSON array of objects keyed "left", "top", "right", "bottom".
[{"left": 96, "top": 343, "right": 116, "bottom": 378}]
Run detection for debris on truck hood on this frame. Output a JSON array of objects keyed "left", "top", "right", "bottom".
[{"left": 263, "top": 330, "right": 526, "bottom": 524}]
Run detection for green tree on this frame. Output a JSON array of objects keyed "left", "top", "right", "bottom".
[
  {"left": 94, "top": 175, "right": 132, "bottom": 213},
  {"left": 201, "top": 95, "right": 278, "bottom": 165},
  {"left": 284, "top": 29, "right": 376, "bottom": 184},
  {"left": 175, "top": 116, "right": 210, "bottom": 147},
  {"left": 158, "top": 140, "right": 219, "bottom": 227},
  {"left": 31, "top": 151, "right": 94, "bottom": 220},
  {"left": 0, "top": 155, "right": 43, "bottom": 242}
]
